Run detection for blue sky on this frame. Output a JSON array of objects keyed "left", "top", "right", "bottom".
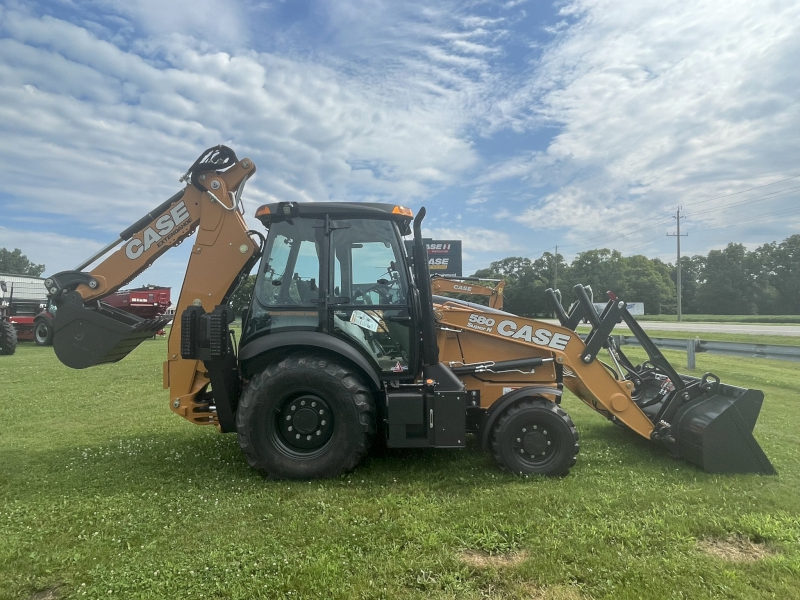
[{"left": 1, "top": 0, "right": 799, "bottom": 296}]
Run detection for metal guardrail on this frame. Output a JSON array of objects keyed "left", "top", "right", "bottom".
[{"left": 611, "top": 335, "right": 800, "bottom": 365}]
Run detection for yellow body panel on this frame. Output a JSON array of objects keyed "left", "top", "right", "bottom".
[{"left": 434, "top": 300, "right": 655, "bottom": 439}]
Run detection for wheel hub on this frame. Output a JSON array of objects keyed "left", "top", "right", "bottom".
[
  {"left": 512, "top": 423, "right": 555, "bottom": 463},
  {"left": 278, "top": 394, "right": 334, "bottom": 451},
  {"left": 293, "top": 407, "right": 319, "bottom": 434},
  {"left": 522, "top": 431, "right": 548, "bottom": 455}
]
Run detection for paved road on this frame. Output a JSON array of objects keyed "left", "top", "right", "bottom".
[
  {"left": 631, "top": 322, "right": 800, "bottom": 337},
  {"left": 540, "top": 320, "right": 800, "bottom": 337}
]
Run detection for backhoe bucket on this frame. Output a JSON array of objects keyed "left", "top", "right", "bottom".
[
  {"left": 52, "top": 292, "right": 170, "bottom": 369},
  {"left": 671, "top": 381, "right": 775, "bottom": 474}
]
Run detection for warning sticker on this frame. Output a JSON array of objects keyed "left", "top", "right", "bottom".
[{"left": 350, "top": 310, "right": 379, "bottom": 332}]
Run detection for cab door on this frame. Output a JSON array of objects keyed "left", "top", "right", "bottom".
[{"left": 329, "top": 218, "right": 418, "bottom": 378}]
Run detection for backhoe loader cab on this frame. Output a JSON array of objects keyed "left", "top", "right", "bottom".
[
  {"left": 241, "top": 203, "right": 418, "bottom": 380},
  {"left": 45, "top": 147, "right": 775, "bottom": 480}
]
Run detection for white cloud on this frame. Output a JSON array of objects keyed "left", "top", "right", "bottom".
[
  {"left": 91, "top": 0, "right": 248, "bottom": 46},
  {"left": 424, "top": 226, "right": 520, "bottom": 253},
  {"left": 486, "top": 0, "right": 800, "bottom": 251},
  {"left": 451, "top": 40, "right": 499, "bottom": 55},
  {"left": 3, "top": 0, "right": 798, "bottom": 290},
  {"left": 0, "top": 226, "right": 104, "bottom": 275},
  {"left": 0, "top": 5, "right": 495, "bottom": 236}
]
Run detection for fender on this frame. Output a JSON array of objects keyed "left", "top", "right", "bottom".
[
  {"left": 33, "top": 312, "right": 54, "bottom": 325},
  {"left": 480, "top": 386, "right": 563, "bottom": 449},
  {"left": 238, "top": 331, "right": 381, "bottom": 388}
]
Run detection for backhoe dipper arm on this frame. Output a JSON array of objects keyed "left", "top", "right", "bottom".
[
  {"left": 46, "top": 146, "right": 259, "bottom": 428},
  {"left": 430, "top": 277, "right": 506, "bottom": 309}
]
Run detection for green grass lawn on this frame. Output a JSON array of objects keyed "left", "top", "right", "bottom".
[
  {"left": 1, "top": 338, "right": 799, "bottom": 599},
  {"left": 575, "top": 325, "right": 800, "bottom": 347},
  {"left": 637, "top": 314, "right": 800, "bottom": 324}
]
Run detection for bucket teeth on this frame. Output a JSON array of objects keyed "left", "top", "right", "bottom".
[{"left": 52, "top": 292, "right": 169, "bottom": 369}]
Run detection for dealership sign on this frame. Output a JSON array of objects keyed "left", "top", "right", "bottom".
[{"left": 406, "top": 239, "right": 463, "bottom": 277}]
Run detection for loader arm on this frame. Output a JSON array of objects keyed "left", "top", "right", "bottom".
[
  {"left": 430, "top": 277, "right": 505, "bottom": 309},
  {"left": 45, "top": 146, "right": 259, "bottom": 428},
  {"left": 434, "top": 302, "right": 655, "bottom": 438},
  {"left": 433, "top": 284, "right": 775, "bottom": 474}
]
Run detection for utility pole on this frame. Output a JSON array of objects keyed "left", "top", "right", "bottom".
[
  {"left": 554, "top": 245, "right": 558, "bottom": 289},
  {"left": 667, "top": 208, "right": 688, "bottom": 321}
]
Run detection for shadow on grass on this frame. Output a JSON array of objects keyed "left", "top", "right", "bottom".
[{"left": 3, "top": 413, "right": 715, "bottom": 509}]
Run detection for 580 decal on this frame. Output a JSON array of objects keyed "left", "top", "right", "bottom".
[
  {"left": 466, "top": 313, "right": 495, "bottom": 332},
  {"left": 466, "top": 313, "right": 571, "bottom": 351}
]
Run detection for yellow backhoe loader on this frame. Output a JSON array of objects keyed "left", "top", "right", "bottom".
[
  {"left": 45, "top": 146, "right": 775, "bottom": 479},
  {"left": 430, "top": 276, "right": 505, "bottom": 309}
]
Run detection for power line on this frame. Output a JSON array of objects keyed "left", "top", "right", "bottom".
[
  {"left": 678, "top": 173, "right": 800, "bottom": 208},
  {"left": 524, "top": 175, "right": 800, "bottom": 260},
  {"left": 563, "top": 185, "right": 800, "bottom": 253},
  {"left": 687, "top": 185, "right": 800, "bottom": 216},
  {"left": 535, "top": 213, "right": 673, "bottom": 256},
  {"left": 690, "top": 205, "right": 800, "bottom": 233}
]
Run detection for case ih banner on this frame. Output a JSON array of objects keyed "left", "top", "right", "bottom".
[{"left": 406, "top": 239, "right": 463, "bottom": 277}]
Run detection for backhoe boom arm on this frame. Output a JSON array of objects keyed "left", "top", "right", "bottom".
[{"left": 46, "top": 146, "right": 259, "bottom": 429}]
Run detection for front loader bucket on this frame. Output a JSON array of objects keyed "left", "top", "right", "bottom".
[
  {"left": 52, "top": 292, "right": 170, "bottom": 369},
  {"left": 544, "top": 285, "right": 775, "bottom": 475},
  {"left": 671, "top": 381, "right": 776, "bottom": 475}
]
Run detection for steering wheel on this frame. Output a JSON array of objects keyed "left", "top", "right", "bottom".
[{"left": 356, "top": 280, "right": 394, "bottom": 305}]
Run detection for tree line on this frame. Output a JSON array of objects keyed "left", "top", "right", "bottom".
[
  {"left": 4, "top": 233, "right": 799, "bottom": 317},
  {"left": 0, "top": 248, "right": 45, "bottom": 277},
  {"left": 471, "top": 235, "right": 800, "bottom": 317}
]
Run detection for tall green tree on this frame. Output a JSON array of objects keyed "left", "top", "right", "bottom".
[
  {"left": 532, "top": 251, "right": 568, "bottom": 291},
  {"left": 748, "top": 242, "right": 784, "bottom": 315},
  {"left": 472, "top": 256, "right": 549, "bottom": 317},
  {"left": 694, "top": 243, "right": 758, "bottom": 315},
  {"left": 762, "top": 235, "right": 800, "bottom": 314},
  {"left": 671, "top": 255, "right": 704, "bottom": 314},
  {"left": 624, "top": 255, "right": 675, "bottom": 314},
  {"left": 564, "top": 249, "right": 628, "bottom": 304},
  {"left": 0, "top": 248, "right": 45, "bottom": 276}
]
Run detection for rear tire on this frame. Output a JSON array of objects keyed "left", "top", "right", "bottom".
[
  {"left": 236, "top": 353, "right": 375, "bottom": 479},
  {"left": 34, "top": 320, "right": 53, "bottom": 346},
  {"left": 491, "top": 398, "right": 579, "bottom": 476},
  {"left": 0, "top": 320, "right": 17, "bottom": 355}
]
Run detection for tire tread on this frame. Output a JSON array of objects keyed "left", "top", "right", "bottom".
[
  {"left": 0, "top": 320, "right": 17, "bottom": 355},
  {"left": 491, "top": 398, "right": 579, "bottom": 476},
  {"left": 236, "top": 353, "right": 374, "bottom": 479}
]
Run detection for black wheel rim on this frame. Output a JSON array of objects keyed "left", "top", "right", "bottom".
[
  {"left": 274, "top": 393, "right": 334, "bottom": 455},
  {"left": 510, "top": 418, "right": 559, "bottom": 469}
]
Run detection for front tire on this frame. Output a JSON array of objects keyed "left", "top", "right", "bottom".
[
  {"left": 236, "top": 353, "right": 375, "bottom": 479},
  {"left": 0, "top": 320, "right": 17, "bottom": 355},
  {"left": 34, "top": 320, "right": 53, "bottom": 346},
  {"left": 491, "top": 398, "right": 579, "bottom": 476}
]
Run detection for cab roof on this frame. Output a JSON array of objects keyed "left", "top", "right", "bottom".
[{"left": 256, "top": 201, "right": 412, "bottom": 221}]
